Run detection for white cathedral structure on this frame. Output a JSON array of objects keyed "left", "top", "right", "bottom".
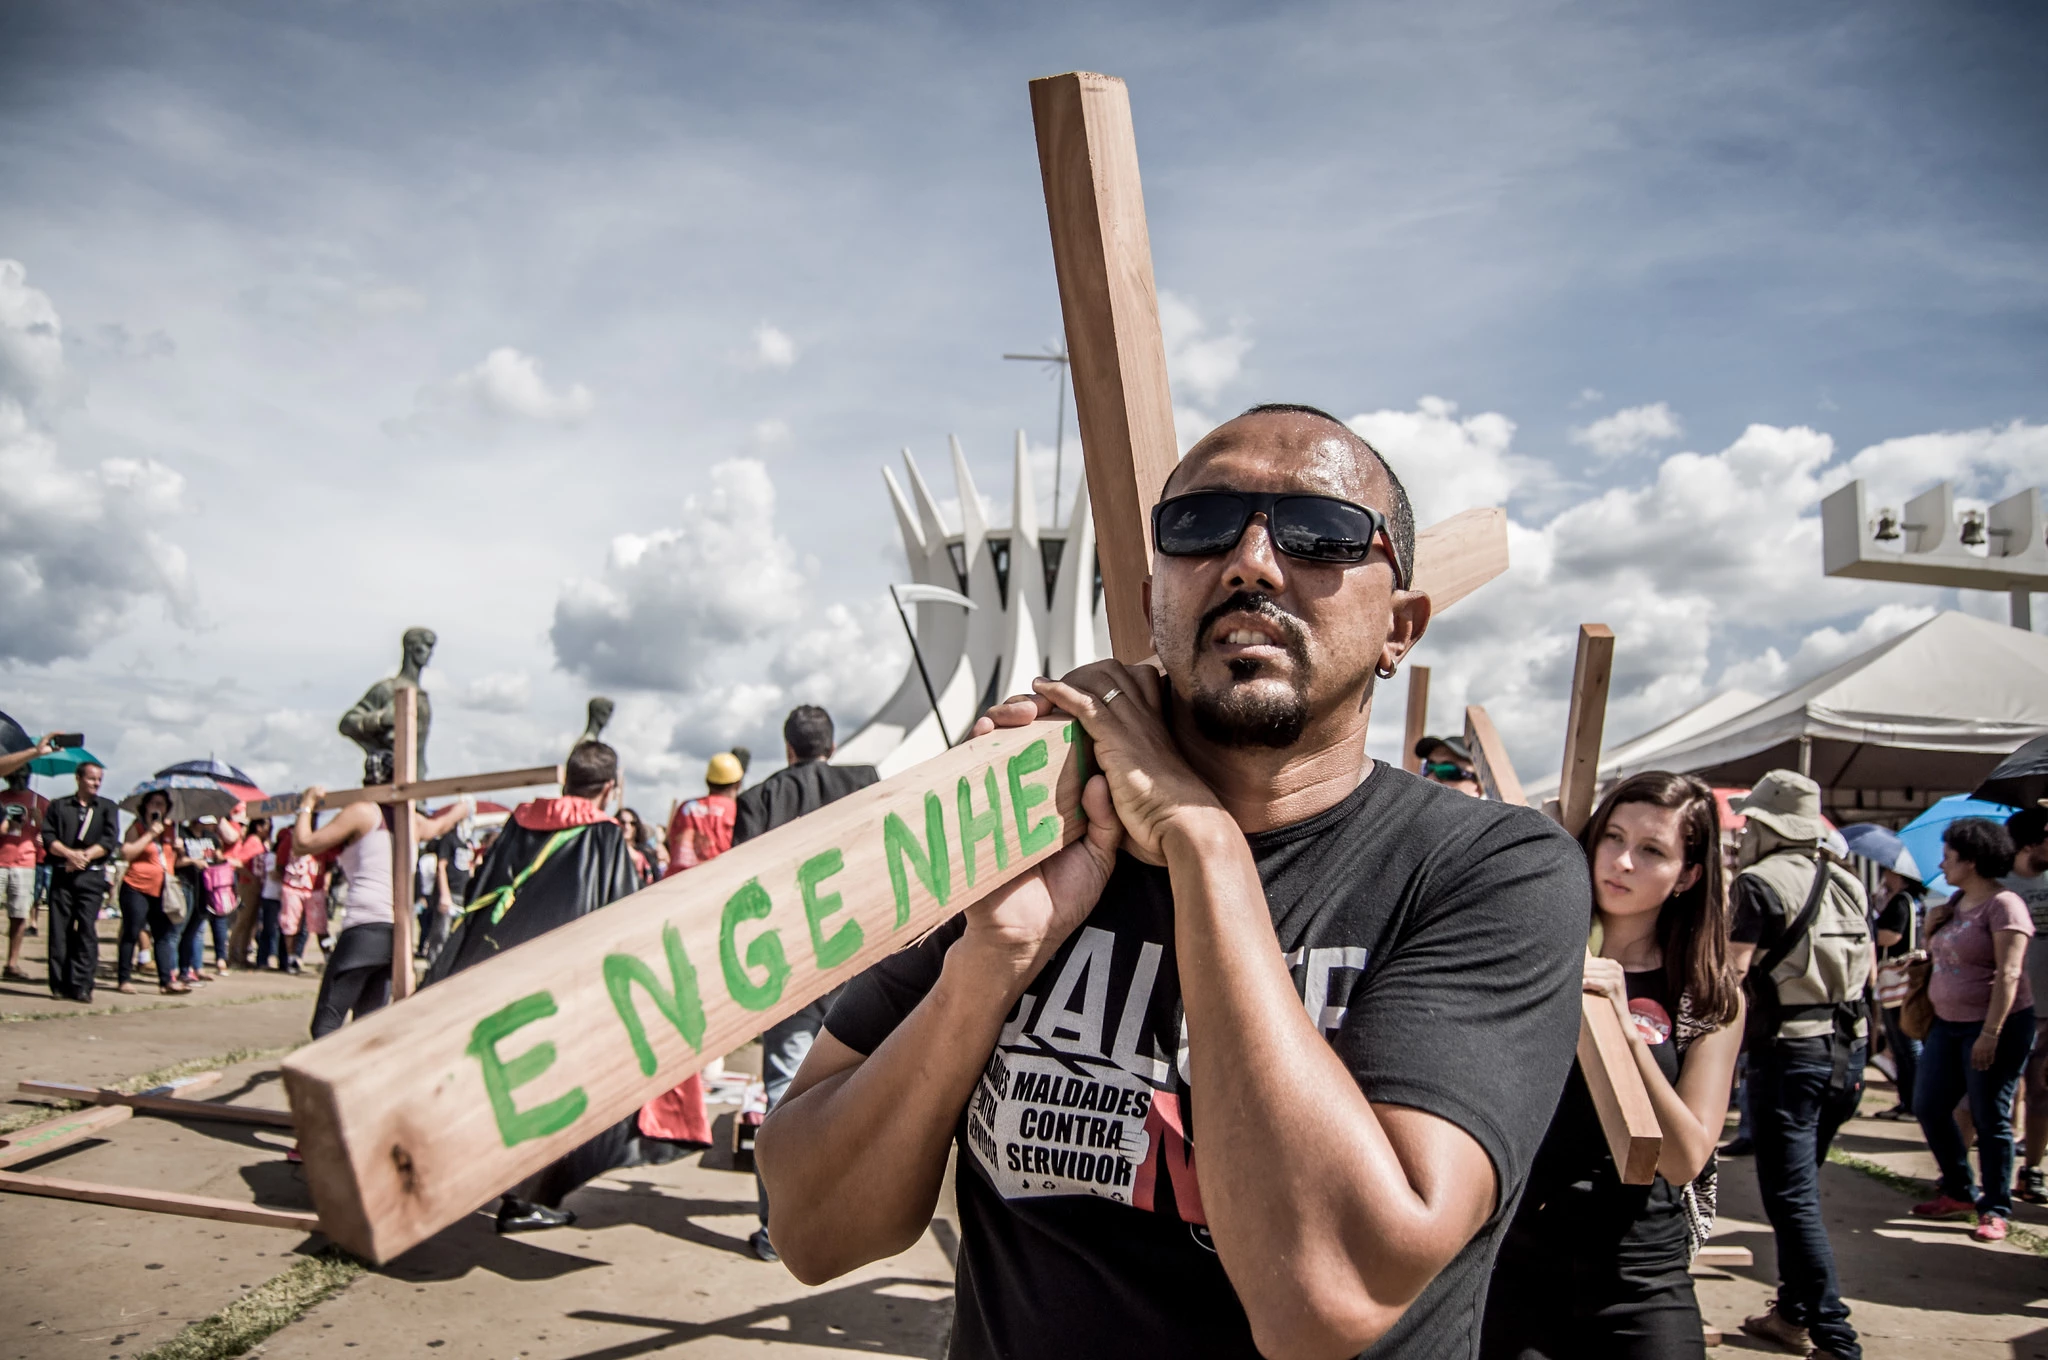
[{"left": 836, "top": 433, "right": 1112, "bottom": 777}]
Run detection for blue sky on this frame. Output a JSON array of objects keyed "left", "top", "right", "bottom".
[{"left": 2, "top": 0, "right": 2044, "bottom": 809}]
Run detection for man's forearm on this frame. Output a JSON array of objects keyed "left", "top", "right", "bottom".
[
  {"left": 759, "top": 948, "right": 1020, "bottom": 1283},
  {"left": 1167, "top": 812, "right": 1467, "bottom": 1359}
]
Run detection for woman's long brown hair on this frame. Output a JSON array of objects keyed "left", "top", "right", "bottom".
[{"left": 1578, "top": 771, "right": 1740, "bottom": 1028}]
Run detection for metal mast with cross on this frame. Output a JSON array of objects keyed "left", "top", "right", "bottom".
[{"left": 1003, "top": 346, "right": 1070, "bottom": 524}]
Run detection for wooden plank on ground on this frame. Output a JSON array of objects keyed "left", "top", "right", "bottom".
[
  {"left": 1691, "top": 1244, "right": 1753, "bottom": 1269},
  {"left": 243, "top": 765, "right": 562, "bottom": 821},
  {"left": 1579, "top": 993, "right": 1662, "bottom": 1184},
  {"left": 0, "top": 1104, "right": 134, "bottom": 1169},
  {"left": 391, "top": 686, "right": 420, "bottom": 1003},
  {"left": 1556, "top": 624, "right": 1615, "bottom": 835},
  {"left": 17, "top": 1082, "right": 296, "bottom": 1128},
  {"left": 1463, "top": 705, "right": 1526, "bottom": 807},
  {"left": 1410, "top": 507, "right": 1509, "bottom": 612},
  {"left": 0, "top": 1171, "right": 321, "bottom": 1232},
  {"left": 283, "top": 717, "right": 1089, "bottom": 1263},
  {"left": 1031, "top": 71, "right": 1181, "bottom": 664},
  {"left": 1401, "top": 667, "right": 1431, "bottom": 773}
]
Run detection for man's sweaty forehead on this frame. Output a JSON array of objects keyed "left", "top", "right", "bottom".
[{"left": 1165, "top": 411, "right": 1389, "bottom": 508}]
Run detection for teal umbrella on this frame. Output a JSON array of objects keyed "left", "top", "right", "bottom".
[{"left": 27, "top": 746, "right": 105, "bottom": 777}]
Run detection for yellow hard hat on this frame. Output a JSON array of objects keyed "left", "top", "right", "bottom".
[{"left": 706, "top": 752, "right": 743, "bottom": 786}]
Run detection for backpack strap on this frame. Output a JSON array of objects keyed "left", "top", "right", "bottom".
[
  {"left": 1754, "top": 851, "right": 1831, "bottom": 990},
  {"left": 1744, "top": 851, "right": 1831, "bottom": 1051}
]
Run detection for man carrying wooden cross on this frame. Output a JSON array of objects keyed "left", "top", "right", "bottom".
[{"left": 759, "top": 406, "right": 1589, "bottom": 1359}]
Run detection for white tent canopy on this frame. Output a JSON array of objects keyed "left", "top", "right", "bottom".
[
  {"left": 1526, "top": 688, "right": 1765, "bottom": 801},
  {"left": 1607, "top": 611, "right": 2048, "bottom": 793}
]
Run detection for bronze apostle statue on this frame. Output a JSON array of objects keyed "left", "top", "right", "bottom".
[{"left": 339, "top": 626, "right": 435, "bottom": 778}]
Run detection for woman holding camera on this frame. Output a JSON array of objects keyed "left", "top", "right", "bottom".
[{"left": 118, "top": 791, "right": 187, "bottom": 994}]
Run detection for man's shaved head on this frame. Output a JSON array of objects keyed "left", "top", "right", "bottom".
[
  {"left": 1145, "top": 402, "right": 1430, "bottom": 756},
  {"left": 1166, "top": 404, "right": 1415, "bottom": 587}
]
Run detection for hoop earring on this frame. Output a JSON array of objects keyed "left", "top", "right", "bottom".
[{"left": 1375, "top": 662, "right": 1398, "bottom": 679}]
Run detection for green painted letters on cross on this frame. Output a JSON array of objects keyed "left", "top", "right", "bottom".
[
  {"left": 720, "top": 878, "right": 789, "bottom": 1011},
  {"left": 603, "top": 923, "right": 708, "bottom": 1077},
  {"left": 799, "top": 847, "right": 863, "bottom": 968},
  {"left": 1006, "top": 738, "right": 1058, "bottom": 857},
  {"left": 883, "top": 791, "right": 950, "bottom": 927},
  {"left": 467, "top": 991, "right": 589, "bottom": 1147},
  {"left": 957, "top": 765, "right": 1009, "bottom": 887}
]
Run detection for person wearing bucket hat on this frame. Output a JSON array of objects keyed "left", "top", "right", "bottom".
[{"left": 1725, "top": 769, "right": 1871, "bottom": 1360}]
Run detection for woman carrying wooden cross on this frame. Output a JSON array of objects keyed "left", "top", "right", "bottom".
[{"left": 1482, "top": 772, "right": 1744, "bottom": 1359}]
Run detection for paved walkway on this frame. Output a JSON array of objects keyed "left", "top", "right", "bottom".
[{"left": 3, "top": 912, "right": 2042, "bottom": 1359}]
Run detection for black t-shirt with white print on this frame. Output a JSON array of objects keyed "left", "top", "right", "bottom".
[{"left": 825, "top": 763, "right": 1589, "bottom": 1360}]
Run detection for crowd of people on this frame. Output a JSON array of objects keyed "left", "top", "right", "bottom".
[
  {"left": 0, "top": 738, "right": 367, "bottom": 1000},
  {"left": 6, "top": 407, "right": 2047, "bottom": 1360},
  {"left": 1394, "top": 725, "right": 2048, "bottom": 1358}
]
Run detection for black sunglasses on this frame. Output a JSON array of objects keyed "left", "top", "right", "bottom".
[{"left": 1151, "top": 490, "right": 1407, "bottom": 588}]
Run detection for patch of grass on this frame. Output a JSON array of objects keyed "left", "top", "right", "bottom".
[
  {"left": 114, "top": 1045, "right": 299, "bottom": 1095},
  {"left": 133, "top": 1247, "right": 365, "bottom": 1360},
  {"left": 0, "top": 1102, "right": 82, "bottom": 1136},
  {"left": 0, "top": 1043, "right": 301, "bottom": 1135},
  {"left": 1828, "top": 1148, "right": 2048, "bottom": 1257},
  {"left": 0, "top": 990, "right": 306, "bottom": 1023},
  {"left": 1825, "top": 1147, "right": 1931, "bottom": 1197}
]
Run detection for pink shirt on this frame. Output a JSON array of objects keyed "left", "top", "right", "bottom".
[
  {"left": 1929, "top": 890, "right": 2036, "bottom": 1023},
  {"left": 0, "top": 790, "right": 47, "bottom": 868}
]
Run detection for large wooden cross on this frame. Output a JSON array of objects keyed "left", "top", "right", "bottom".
[
  {"left": 1464, "top": 625, "right": 1661, "bottom": 1184},
  {"left": 283, "top": 71, "right": 1515, "bottom": 1264},
  {"left": 245, "top": 692, "right": 561, "bottom": 1003}
]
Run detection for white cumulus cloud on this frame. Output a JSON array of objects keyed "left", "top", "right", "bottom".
[
  {"left": 0, "top": 260, "right": 196, "bottom": 665},
  {"left": 752, "top": 323, "right": 797, "bottom": 369},
  {"left": 387, "top": 347, "right": 593, "bottom": 434},
  {"left": 1359, "top": 396, "right": 2048, "bottom": 781},
  {"left": 449, "top": 671, "right": 532, "bottom": 714},
  {"left": 1570, "top": 401, "right": 1683, "bottom": 459},
  {"left": 1158, "top": 291, "right": 1252, "bottom": 450},
  {"left": 1347, "top": 395, "right": 1529, "bottom": 527},
  {"left": 549, "top": 457, "right": 905, "bottom": 768}
]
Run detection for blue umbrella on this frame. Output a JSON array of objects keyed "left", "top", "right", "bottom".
[
  {"left": 1898, "top": 795, "right": 2021, "bottom": 898},
  {"left": 1840, "top": 824, "right": 1921, "bottom": 882},
  {"left": 0, "top": 710, "right": 29, "bottom": 756}
]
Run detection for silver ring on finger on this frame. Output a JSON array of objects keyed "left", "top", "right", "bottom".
[{"left": 1100, "top": 687, "right": 1122, "bottom": 705}]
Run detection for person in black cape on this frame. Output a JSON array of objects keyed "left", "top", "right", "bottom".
[{"left": 427, "top": 739, "right": 707, "bottom": 1232}]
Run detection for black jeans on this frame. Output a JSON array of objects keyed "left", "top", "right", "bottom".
[
  {"left": 116, "top": 883, "right": 174, "bottom": 988},
  {"left": 44, "top": 872, "right": 105, "bottom": 1001},
  {"left": 1917, "top": 1009, "right": 2035, "bottom": 1219},
  {"left": 1879, "top": 1004, "right": 1920, "bottom": 1110},
  {"left": 310, "top": 924, "right": 393, "bottom": 1039},
  {"left": 255, "top": 897, "right": 284, "bottom": 969},
  {"left": 1751, "top": 1036, "right": 1863, "bottom": 1360}
]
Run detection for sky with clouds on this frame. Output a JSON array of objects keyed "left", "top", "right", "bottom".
[{"left": 1, "top": 0, "right": 2044, "bottom": 814}]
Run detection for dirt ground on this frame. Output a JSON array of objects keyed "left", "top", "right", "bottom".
[{"left": 2, "top": 913, "right": 2043, "bottom": 1359}]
